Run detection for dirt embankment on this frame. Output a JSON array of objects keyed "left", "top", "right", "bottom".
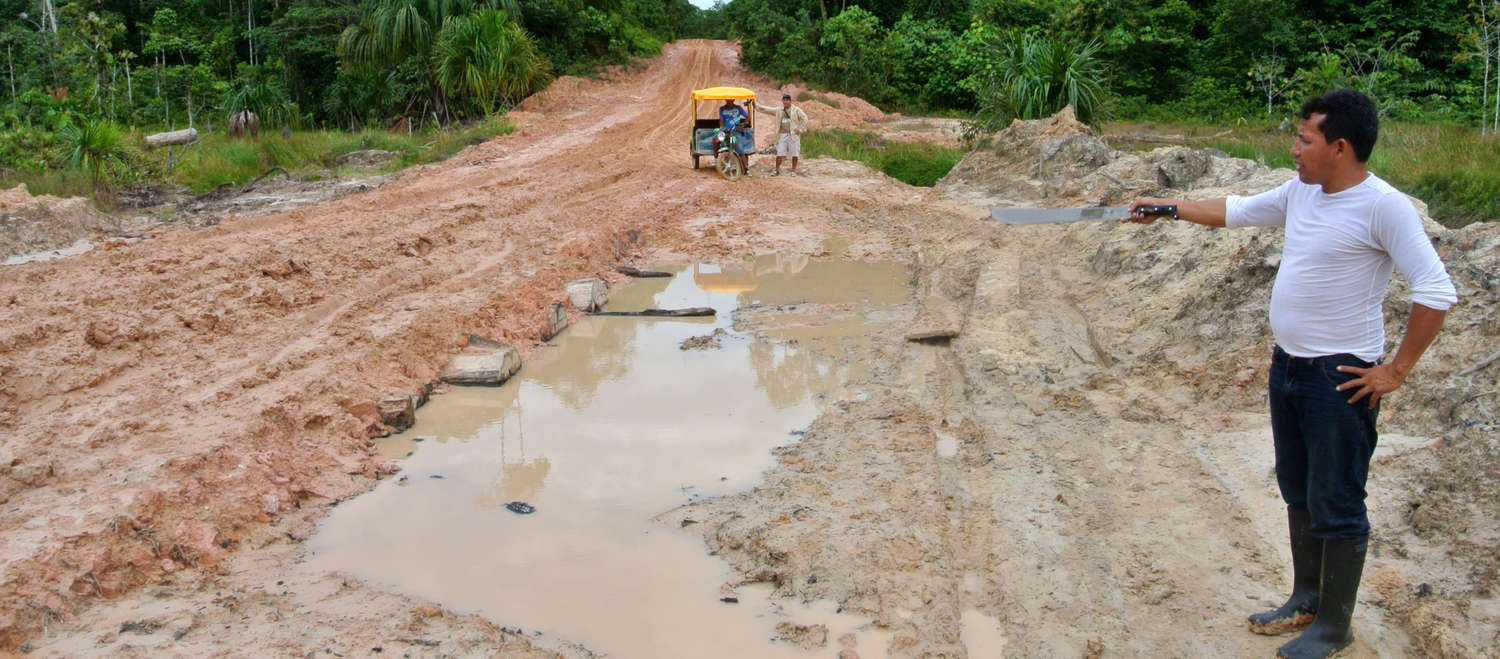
[{"left": 1, "top": 185, "right": 140, "bottom": 264}]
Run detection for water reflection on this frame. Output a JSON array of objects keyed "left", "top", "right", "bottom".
[
  {"left": 747, "top": 340, "right": 838, "bottom": 411},
  {"left": 474, "top": 396, "right": 552, "bottom": 507},
  {"left": 308, "top": 255, "right": 908, "bottom": 658},
  {"left": 524, "top": 275, "right": 673, "bottom": 410}
]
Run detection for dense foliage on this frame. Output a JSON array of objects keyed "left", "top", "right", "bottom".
[
  {"left": 0, "top": 0, "right": 694, "bottom": 131},
  {"left": 0, "top": 0, "right": 695, "bottom": 189},
  {"left": 708, "top": 0, "right": 1500, "bottom": 125}
]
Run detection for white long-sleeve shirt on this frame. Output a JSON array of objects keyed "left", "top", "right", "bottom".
[{"left": 1226, "top": 173, "right": 1457, "bottom": 361}]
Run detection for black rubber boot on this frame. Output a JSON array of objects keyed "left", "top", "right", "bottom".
[
  {"left": 1249, "top": 507, "right": 1322, "bottom": 635},
  {"left": 1276, "top": 536, "right": 1368, "bottom": 659}
]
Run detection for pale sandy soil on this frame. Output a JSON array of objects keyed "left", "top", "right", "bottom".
[{"left": 3, "top": 40, "right": 1497, "bottom": 658}]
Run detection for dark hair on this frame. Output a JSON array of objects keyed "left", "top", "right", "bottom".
[
  {"left": 782, "top": 93, "right": 792, "bottom": 99},
  {"left": 1299, "top": 89, "right": 1378, "bottom": 162}
]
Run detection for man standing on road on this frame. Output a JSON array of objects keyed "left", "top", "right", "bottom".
[
  {"left": 1127, "top": 89, "right": 1456, "bottom": 659},
  {"left": 757, "top": 93, "right": 808, "bottom": 176}
]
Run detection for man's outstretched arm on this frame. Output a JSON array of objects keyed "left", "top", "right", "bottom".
[{"left": 1128, "top": 197, "right": 1228, "bottom": 228}]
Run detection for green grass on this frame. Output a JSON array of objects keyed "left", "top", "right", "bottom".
[
  {"left": 1104, "top": 120, "right": 1500, "bottom": 229},
  {"left": 174, "top": 116, "right": 514, "bottom": 193},
  {"left": 0, "top": 115, "right": 515, "bottom": 201},
  {"left": 0, "top": 168, "right": 96, "bottom": 199},
  {"left": 801, "top": 129, "right": 963, "bottom": 187}
]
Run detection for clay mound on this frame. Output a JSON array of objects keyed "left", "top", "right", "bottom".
[
  {"left": 780, "top": 84, "right": 887, "bottom": 128},
  {"left": 516, "top": 75, "right": 599, "bottom": 113},
  {"left": 937, "top": 106, "right": 1293, "bottom": 207},
  {"left": 0, "top": 184, "right": 128, "bottom": 262}
]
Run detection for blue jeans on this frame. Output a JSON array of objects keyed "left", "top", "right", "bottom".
[{"left": 1269, "top": 346, "right": 1380, "bottom": 540}]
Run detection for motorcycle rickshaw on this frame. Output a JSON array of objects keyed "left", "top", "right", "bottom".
[{"left": 690, "top": 86, "right": 756, "bottom": 180}]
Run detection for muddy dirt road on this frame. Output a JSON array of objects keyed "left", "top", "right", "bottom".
[{"left": 3, "top": 40, "right": 1498, "bottom": 657}]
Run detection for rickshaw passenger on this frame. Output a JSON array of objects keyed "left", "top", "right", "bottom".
[{"left": 718, "top": 100, "right": 754, "bottom": 175}]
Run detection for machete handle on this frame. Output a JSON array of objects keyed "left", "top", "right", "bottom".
[{"left": 1133, "top": 204, "right": 1178, "bottom": 219}]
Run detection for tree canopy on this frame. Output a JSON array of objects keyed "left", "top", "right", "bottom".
[{"left": 702, "top": 0, "right": 1499, "bottom": 126}]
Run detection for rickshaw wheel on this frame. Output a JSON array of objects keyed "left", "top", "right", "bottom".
[
  {"left": 692, "top": 154, "right": 700, "bottom": 169},
  {"left": 716, "top": 152, "right": 741, "bottom": 181}
]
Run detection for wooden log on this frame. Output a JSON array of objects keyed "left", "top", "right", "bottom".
[
  {"left": 1458, "top": 346, "right": 1500, "bottom": 376},
  {"left": 615, "top": 265, "right": 673, "bottom": 278},
  {"left": 590, "top": 307, "right": 716, "bottom": 317},
  {"left": 145, "top": 128, "right": 198, "bottom": 147},
  {"left": 1104, "top": 128, "right": 1233, "bottom": 145}
]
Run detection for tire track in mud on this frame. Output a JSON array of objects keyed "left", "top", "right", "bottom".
[
  {"left": 0, "top": 39, "right": 794, "bottom": 649},
  {"left": 939, "top": 223, "right": 1392, "bottom": 657},
  {"left": 663, "top": 198, "right": 1406, "bottom": 658}
]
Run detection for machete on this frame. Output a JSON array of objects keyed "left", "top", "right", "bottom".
[{"left": 990, "top": 204, "right": 1178, "bottom": 225}]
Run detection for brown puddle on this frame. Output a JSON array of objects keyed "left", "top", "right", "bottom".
[{"left": 304, "top": 253, "right": 907, "bottom": 657}]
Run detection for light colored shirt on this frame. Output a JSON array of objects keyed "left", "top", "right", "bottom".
[
  {"left": 755, "top": 102, "right": 807, "bottom": 135},
  {"left": 1226, "top": 173, "right": 1457, "bottom": 361}
]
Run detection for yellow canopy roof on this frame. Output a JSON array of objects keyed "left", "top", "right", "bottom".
[{"left": 691, "top": 86, "right": 756, "bottom": 101}]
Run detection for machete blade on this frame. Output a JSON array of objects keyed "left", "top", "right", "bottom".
[{"left": 989, "top": 204, "right": 1177, "bottom": 225}]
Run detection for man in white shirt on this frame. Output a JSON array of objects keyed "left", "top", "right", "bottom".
[{"left": 1127, "top": 89, "right": 1457, "bottom": 659}]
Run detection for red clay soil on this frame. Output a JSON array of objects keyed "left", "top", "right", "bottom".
[{"left": 0, "top": 40, "right": 883, "bottom": 648}]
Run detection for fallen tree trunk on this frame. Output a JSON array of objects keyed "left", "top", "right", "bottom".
[
  {"left": 1105, "top": 128, "right": 1233, "bottom": 145},
  {"left": 145, "top": 128, "right": 198, "bottom": 147},
  {"left": 615, "top": 265, "right": 673, "bottom": 278},
  {"left": 1459, "top": 346, "right": 1500, "bottom": 376},
  {"left": 590, "top": 307, "right": 715, "bottom": 317}
]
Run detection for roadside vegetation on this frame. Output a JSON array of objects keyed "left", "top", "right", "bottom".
[
  {"left": 174, "top": 116, "right": 515, "bottom": 192},
  {"left": 0, "top": 0, "right": 694, "bottom": 201},
  {"left": 0, "top": 116, "right": 514, "bottom": 199},
  {"left": 1105, "top": 120, "right": 1500, "bottom": 229},
  {"left": 4, "top": 0, "right": 1500, "bottom": 226},
  {"left": 801, "top": 129, "right": 963, "bottom": 186},
  {"left": 705, "top": 0, "right": 1500, "bottom": 226}
]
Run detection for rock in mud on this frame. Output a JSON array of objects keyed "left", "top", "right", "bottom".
[
  {"left": 905, "top": 247, "right": 982, "bottom": 341},
  {"left": 119, "top": 621, "right": 160, "bottom": 634},
  {"left": 680, "top": 328, "right": 727, "bottom": 350},
  {"left": 774, "top": 622, "right": 828, "bottom": 649},
  {"left": 378, "top": 395, "right": 416, "bottom": 431},
  {"left": 440, "top": 340, "right": 521, "bottom": 386},
  {"left": 565, "top": 278, "right": 609, "bottom": 311},
  {"left": 1039, "top": 133, "right": 1113, "bottom": 180},
  {"left": 543, "top": 302, "right": 567, "bottom": 340},
  {"left": 1154, "top": 147, "right": 1212, "bottom": 189}
]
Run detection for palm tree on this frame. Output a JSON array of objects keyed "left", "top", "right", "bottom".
[
  {"left": 58, "top": 118, "right": 123, "bottom": 186},
  {"left": 337, "top": 0, "right": 528, "bottom": 124},
  {"left": 435, "top": 9, "right": 551, "bottom": 115},
  {"left": 974, "top": 32, "right": 1107, "bottom": 131}
]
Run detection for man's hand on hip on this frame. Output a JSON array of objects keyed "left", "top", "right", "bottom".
[{"left": 1335, "top": 363, "right": 1405, "bottom": 409}]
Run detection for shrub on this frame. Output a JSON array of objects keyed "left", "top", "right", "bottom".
[
  {"left": 971, "top": 31, "right": 1106, "bottom": 132},
  {"left": 57, "top": 119, "right": 125, "bottom": 185}
]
